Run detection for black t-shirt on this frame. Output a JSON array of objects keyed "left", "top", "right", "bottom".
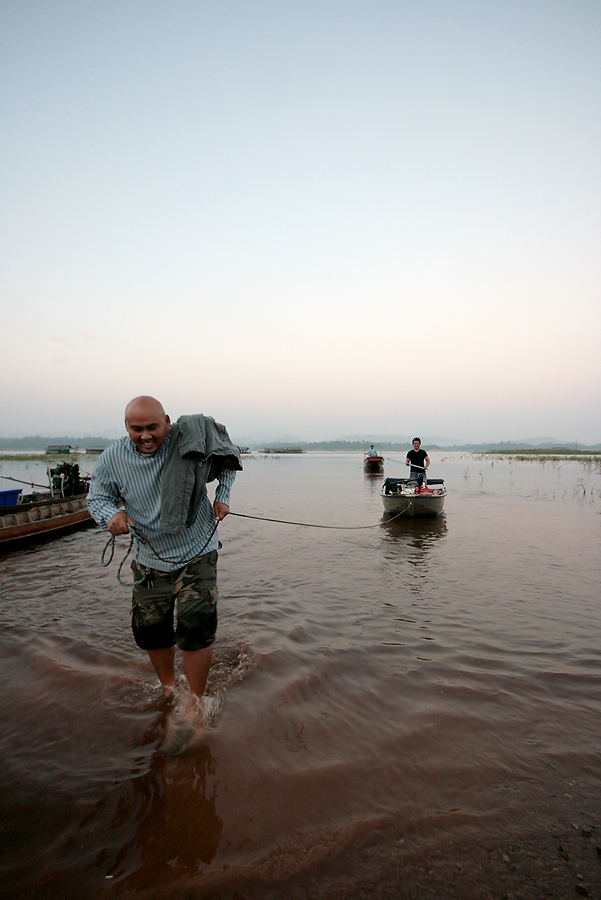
[{"left": 406, "top": 448, "right": 427, "bottom": 470}]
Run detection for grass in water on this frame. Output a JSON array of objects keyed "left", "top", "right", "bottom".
[{"left": 479, "top": 449, "right": 601, "bottom": 464}]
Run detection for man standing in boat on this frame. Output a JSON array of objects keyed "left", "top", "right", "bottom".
[
  {"left": 87, "top": 396, "right": 242, "bottom": 751},
  {"left": 406, "top": 437, "right": 430, "bottom": 481}
]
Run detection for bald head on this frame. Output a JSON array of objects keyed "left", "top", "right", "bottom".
[
  {"left": 124, "top": 396, "right": 171, "bottom": 454},
  {"left": 125, "top": 395, "right": 166, "bottom": 421}
]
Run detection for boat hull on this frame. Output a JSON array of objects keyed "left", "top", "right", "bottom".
[
  {"left": 0, "top": 494, "right": 94, "bottom": 549},
  {"left": 363, "top": 455, "right": 384, "bottom": 473},
  {"left": 381, "top": 478, "right": 446, "bottom": 517}
]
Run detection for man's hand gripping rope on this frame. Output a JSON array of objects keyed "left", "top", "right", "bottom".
[{"left": 101, "top": 517, "right": 220, "bottom": 587}]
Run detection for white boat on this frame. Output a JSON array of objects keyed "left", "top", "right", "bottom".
[{"left": 381, "top": 477, "right": 446, "bottom": 517}]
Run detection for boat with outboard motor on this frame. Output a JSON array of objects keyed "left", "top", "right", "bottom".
[
  {"left": 0, "top": 462, "right": 94, "bottom": 549},
  {"left": 381, "top": 475, "right": 446, "bottom": 517}
]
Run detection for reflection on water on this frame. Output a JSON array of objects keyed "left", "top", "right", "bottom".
[
  {"left": 381, "top": 511, "right": 448, "bottom": 552},
  {"left": 1, "top": 451, "right": 600, "bottom": 899},
  {"left": 380, "top": 503, "right": 448, "bottom": 595},
  {"left": 362, "top": 471, "right": 384, "bottom": 492},
  {"left": 101, "top": 741, "right": 223, "bottom": 887}
]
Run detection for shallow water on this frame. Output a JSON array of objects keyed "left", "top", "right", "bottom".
[{"left": 1, "top": 451, "right": 600, "bottom": 899}]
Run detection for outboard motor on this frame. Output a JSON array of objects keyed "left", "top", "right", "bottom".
[{"left": 49, "top": 462, "right": 89, "bottom": 497}]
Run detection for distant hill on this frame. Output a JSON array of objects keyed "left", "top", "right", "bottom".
[
  {"left": 0, "top": 435, "right": 112, "bottom": 451},
  {"left": 252, "top": 437, "right": 601, "bottom": 452},
  {"left": 441, "top": 438, "right": 601, "bottom": 452},
  {"left": 237, "top": 432, "right": 600, "bottom": 452},
  {"left": 2, "top": 434, "right": 599, "bottom": 453},
  {"left": 297, "top": 439, "right": 601, "bottom": 452},
  {"left": 339, "top": 433, "right": 458, "bottom": 446},
  {"left": 335, "top": 434, "right": 599, "bottom": 450}
]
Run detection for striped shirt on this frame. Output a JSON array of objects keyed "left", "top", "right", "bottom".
[{"left": 87, "top": 433, "right": 237, "bottom": 571}]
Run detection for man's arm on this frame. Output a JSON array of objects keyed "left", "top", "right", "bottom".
[
  {"left": 213, "top": 467, "right": 237, "bottom": 520},
  {"left": 87, "top": 455, "right": 133, "bottom": 534}
]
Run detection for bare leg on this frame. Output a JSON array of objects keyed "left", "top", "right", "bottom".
[
  {"left": 147, "top": 646, "right": 176, "bottom": 698},
  {"left": 183, "top": 645, "right": 213, "bottom": 699},
  {"left": 163, "top": 646, "right": 213, "bottom": 755}
]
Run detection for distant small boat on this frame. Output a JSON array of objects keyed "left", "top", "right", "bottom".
[
  {"left": 45, "top": 444, "right": 76, "bottom": 454},
  {"left": 0, "top": 462, "right": 94, "bottom": 550},
  {"left": 363, "top": 452, "right": 384, "bottom": 474},
  {"left": 381, "top": 477, "right": 446, "bottom": 517},
  {"left": 262, "top": 447, "right": 304, "bottom": 454}
]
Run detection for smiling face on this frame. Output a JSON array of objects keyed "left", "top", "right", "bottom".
[
  {"left": 124, "top": 396, "right": 171, "bottom": 455},
  {"left": 413, "top": 439, "right": 421, "bottom": 451}
]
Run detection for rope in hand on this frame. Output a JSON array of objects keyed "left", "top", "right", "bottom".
[
  {"left": 101, "top": 519, "right": 219, "bottom": 587},
  {"left": 100, "top": 507, "right": 409, "bottom": 587},
  {"left": 96, "top": 445, "right": 431, "bottom": 584}
]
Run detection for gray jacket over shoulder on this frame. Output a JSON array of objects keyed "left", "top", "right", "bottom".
[{"left": 160, "top": 414, "right": 243, "bottom": 535}]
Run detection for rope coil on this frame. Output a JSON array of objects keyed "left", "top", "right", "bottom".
[{"left": 101, "top": 519, "right": 219, "bottom": 586}]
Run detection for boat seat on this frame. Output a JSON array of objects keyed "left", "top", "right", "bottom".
[{"left": 383, "top": 477, "right": 444, "bottom": 494}]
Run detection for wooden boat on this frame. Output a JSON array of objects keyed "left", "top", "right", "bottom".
[
  {"left": 0, "top": 462, "right": 94, "bottom": 550},
  {"left": 381, "top": 477, "right": 446, "bottom": 517},
  {"left": 363, "top": 452, "right": 384, "bottom": 474}
]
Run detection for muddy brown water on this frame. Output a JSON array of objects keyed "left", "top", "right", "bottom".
[{"left": 1, "top": 451, "right": 600, "bottom": 899}]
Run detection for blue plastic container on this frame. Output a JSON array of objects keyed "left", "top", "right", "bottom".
[{"left": 0, "top": 488, "right": 22, "bottom": 507}]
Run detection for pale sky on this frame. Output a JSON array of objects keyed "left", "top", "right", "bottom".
[{"left": 1, "top": 0, "right": 600, "bottom": 444}]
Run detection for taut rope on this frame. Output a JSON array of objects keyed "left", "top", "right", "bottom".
[{"left": 100, "top": 506, "right": 411, "bottom": 586}]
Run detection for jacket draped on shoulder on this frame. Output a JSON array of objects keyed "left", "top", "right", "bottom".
[{"left": 160, "top": 414, "right": 242, "bottom": 535}]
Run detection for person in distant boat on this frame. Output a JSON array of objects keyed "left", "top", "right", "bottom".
[
  {"left": 406, "top": 437, "right": 430, "bottom": 480},
  {"left": 366, "top": 444, "right": 379, "bottom": 457},
  {"left": 87, "top": 396, "right": 242, "bottom": 752}
]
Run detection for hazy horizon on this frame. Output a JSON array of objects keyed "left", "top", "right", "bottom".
[
  {"left": 0, "top": 427, "right": 597, "bottom": 450},
  {"left": 2, "top": 2, "right": 600, "bottom": 445}
]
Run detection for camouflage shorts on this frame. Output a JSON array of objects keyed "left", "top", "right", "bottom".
[{"left": 131, "top": 550, "right": 218, "bottom": 652}]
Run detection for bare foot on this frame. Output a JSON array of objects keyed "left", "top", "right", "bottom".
[
  {"left": 181, "top": 691, "right": 205, "bottom": 722},
  {"left": 164, "top": 717, "right": 196, "bottom": 756},
  {"left": 163, "top": 691, "right": 207, "bottom": 756},
  {"left": 164, "top": 711, "right": 207, "bottom": 756}
]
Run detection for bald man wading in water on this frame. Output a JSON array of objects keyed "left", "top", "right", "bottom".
[{"left": 87, "top": 396, "right": 242, "bottom": 753}]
